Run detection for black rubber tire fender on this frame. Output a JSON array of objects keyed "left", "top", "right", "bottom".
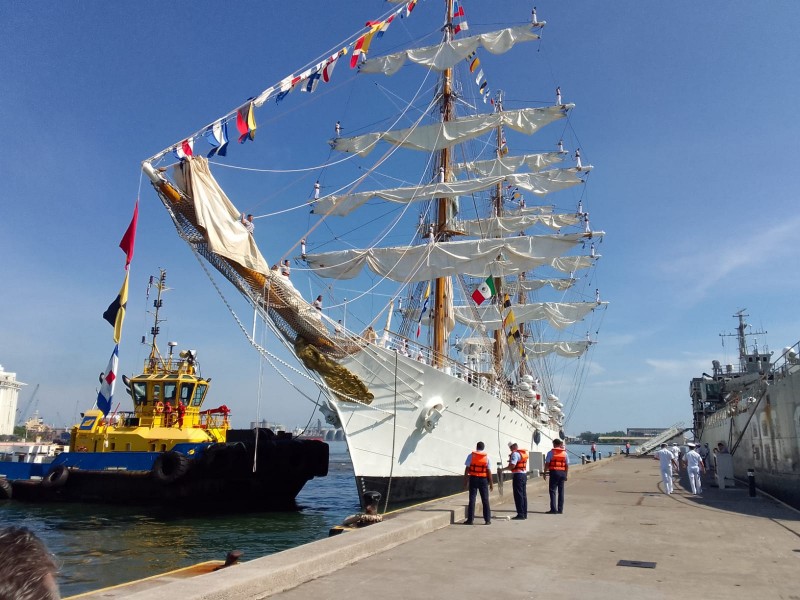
[
  {"left": 0, "top": 478, "right": 11, "bottom": 500},
  {"left": 152, "top": 451, "right": 189, "bottom": 484},
  {"left": 41, "top": 465, "right": 69, "bottom": 488}
]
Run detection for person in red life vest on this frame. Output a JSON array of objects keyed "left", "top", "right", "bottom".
[
  {"left": 543, "top": 438, "right": 568, "bottom": 514},
  {"left": 463, "top": 441, "right": 494, "bottom": 525},
  {"left": 176, "top": 401, "right": 186, "bottom": 428},
  {"left": 163, "top": 401, "right": 174, "bottom": 426},
  {"left": 503, "top": 441, "right": 528, "bottom": 520}
]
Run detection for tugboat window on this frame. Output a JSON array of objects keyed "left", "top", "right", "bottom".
[
  {"left": 132, "top": 382, "right": 147, "bottom": 405},
  {"left": 192, "top": 384, "right": 207, "bottom": 407},
  {"left": 164, "top": 383, "right": 177, "bottom": 403},
  {"left": 180, "top": 384, "right": 194, "bottom": 403},
  {"left": 152, "top": 384, "right": 161, "bottom": 401}
]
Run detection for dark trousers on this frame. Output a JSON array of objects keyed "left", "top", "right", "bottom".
[
  {"left": 512, "top": 472, "right": 527, "bottom": 517},
  {"left": 467, "top": 476, "right": 491, "bottom": 523},
  {"left": 548, "top": 470, "right": 567, "bottom": 513}
]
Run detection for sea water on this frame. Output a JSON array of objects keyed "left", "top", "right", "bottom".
[
  {"left": 1, "top": 442, "right": 360, "bottom": 597},
  {"left": 1, "top": 441, "right": 629, "bottom": 597}
]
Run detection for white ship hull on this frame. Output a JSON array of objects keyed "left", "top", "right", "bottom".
[
  {"left": 698, "top": 362, "right": 800, "bottom": 508},
  {"left": 322, "top": 344, "right": 559, "bottom": 505}
]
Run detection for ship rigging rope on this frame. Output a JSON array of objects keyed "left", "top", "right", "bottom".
[
  {"left": 146, "top": 1, "right": 408, "bottom": 165},
  {"left": 182, "top": 234, "right": 407, "bottom": 412},
  {"left": 278, "top": 85, "right": 439, "bottom": 264},
  {"left": 302, "top": 139, "right": 439, "bottom": 313},
  {"left": 383, "top": 350, "right": 400, "bottom": 514}
]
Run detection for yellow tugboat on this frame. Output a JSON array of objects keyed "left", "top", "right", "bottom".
[{"left": 1, "top": 271, "right": 328, "bottom": 510}]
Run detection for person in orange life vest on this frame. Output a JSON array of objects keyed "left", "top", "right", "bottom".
[
  {"left": 543, "top": 438, "right": 568, "bottom": 514},
  {"left": 503, "top": 441, "right": 528, "bottom": 520},
  {"left": 463, "top": 441, "right": 494, "bottom": 525}
]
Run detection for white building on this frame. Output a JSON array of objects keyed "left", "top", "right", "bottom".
[{"left": 0, "top": 365, "right": 25, "bottom": 436}]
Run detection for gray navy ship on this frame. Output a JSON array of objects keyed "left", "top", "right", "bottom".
[{"left": 690, "top": 310, "right": 800, "bottom": 508}]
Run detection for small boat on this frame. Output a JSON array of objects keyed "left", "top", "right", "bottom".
[
  {"left": 64, "top": 551, "right": 243, "bottom": 599},
  {"left": 0, "top": 271, "right": 328, "bottom": 511}
]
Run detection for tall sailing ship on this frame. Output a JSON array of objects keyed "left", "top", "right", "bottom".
[
  {"left": 141, "top": 1, "right": 607, "bottom": 505},
  {"left": 690, "top": 311, "right": 800, "bottom": 508}
]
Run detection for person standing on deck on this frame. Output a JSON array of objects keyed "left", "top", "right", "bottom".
[
  {"left": 654, "top": 443, "right": 679, "bottom": 494},
  {"left": 543, "top": 439, "right": 568, "bottom": 514},
  {"left": 591, "top": 441, "right": 597, "bottom": 461},
  {"left": 463, "top": 441, "right": 494, "bottom": 525},
  {"left": 503, "top": 441, "right": 528, "bottom": 520},
  {"left": 683, "top": 443, "right": 705, "bottom": 495}
]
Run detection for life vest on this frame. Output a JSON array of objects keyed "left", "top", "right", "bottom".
[
  {"left": 512, "top": 449, "right": 528, "bottom": 473},
  {"left": 468, "top": 451, "right": 490, "bottom": 478},
  {"left": 547, "top": 447, "right": 568, "bottom": 471}
]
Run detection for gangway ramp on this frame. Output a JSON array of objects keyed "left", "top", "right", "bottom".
[{"left": 636, "top": 423, "right": 689, "bottom": 455}]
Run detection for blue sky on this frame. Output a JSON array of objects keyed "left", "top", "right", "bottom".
[{"left": 1, "top": 0, "right": 799, "bottom": 434}]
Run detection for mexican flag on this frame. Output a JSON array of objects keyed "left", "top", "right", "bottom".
[{"left": 471, "top": 276, "right": 496, "bottom": 305}]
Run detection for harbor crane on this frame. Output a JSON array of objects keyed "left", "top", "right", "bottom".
[{"left": 15, "top": 383, "right": 40, "bottom": 425}]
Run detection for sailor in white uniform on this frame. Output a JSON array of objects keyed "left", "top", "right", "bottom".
[
  {"left": 654, "top": 443, "right": 679, "bottom": 494},
  {"left": 683, "top": 443, "right": 705, "bottom": 495}
]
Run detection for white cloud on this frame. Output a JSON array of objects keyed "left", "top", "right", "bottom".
[{"left": 666, "top": 216, "right": 800, "bottom": 303}]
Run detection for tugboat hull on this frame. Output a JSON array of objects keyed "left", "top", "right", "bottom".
[{"left": 3, "top": 429, "right": 328, "bottom": 511}]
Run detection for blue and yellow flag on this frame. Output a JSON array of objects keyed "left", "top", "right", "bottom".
[
  {"left": 416, "top": 281, "right": 431, "bottom": 337},
  {"left": 103, "top": 272, "right": 129, "bottom": 344}
]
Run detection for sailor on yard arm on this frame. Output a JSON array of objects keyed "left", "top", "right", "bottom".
[
  {"left": 543, "top": 438, "right": 568, "bottom": 514},
  {"left": 503, "top": 441, "right": 528, "bottom": 519},
  {"left": 654, "top": 443, "right": 679, "bottom": 494},
  {"left": 463, "top": 441, "right": 493, "bottom": 525},
  {"left": 683, "top": 443, "right": 705, "bottom": 495},
  {"left": 240, "top": 213, "right": 254, "bottom": 235}
]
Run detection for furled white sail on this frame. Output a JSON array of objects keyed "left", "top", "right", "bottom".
[
  {"left": 453, "top": 152, "right": 566, "bottom": 177},
  {"left": 516, "top": 278, "right": 576, "bottom": 292},
  {"left": 331, "top": 106, "right": 572, "bottom": 157},
  {"left": 360, "top": 26, "right": 540, "bottom": 75},
  {"left": 312, "top": 168, "right": 585, "bottom": 217},
  {"left": 453, "top": 301, "right": 604, "bottom": 330},
  {"left": 172, "top": 158, "right": 270, "bottom": 276},
  {"left": 304, "top": 234, "right": 586, "bottom": 282},
  {"left": 549, "top": 255, "right": 597, "bottom": 273},
  {"left": 456, "top": 213, "right": 581, "bottom": 236},
  {"left": 523, "top": 341, "right": 592, "bottom": 358}
]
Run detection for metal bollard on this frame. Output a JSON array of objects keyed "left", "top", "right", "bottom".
[
  {"left": 748, "top": 469, "right": 756, "bottom": 497},
  {"left": 581, "top": 455, "right": 587, "bottom": 465}
]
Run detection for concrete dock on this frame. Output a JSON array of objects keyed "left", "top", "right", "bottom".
[{"left": 73, "top": 457, "right": 800, "bottom": 600}]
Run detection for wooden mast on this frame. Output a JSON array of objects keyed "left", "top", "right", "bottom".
[
  {"left": 492, "top": 91, "right": 504, "bottom": 375},
  {"left": 433, "top": 0, "right": 455, "bottom": 368}
]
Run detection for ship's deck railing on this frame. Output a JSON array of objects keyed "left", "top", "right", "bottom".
[
  {"left": 374, "top": 331, "right": 554, "bottom": 426},
  {"left": 771, "top": 340, "right": 800, "bottom": 380},
  {"left": 95, "top": 410, "right": 228, "bottom": 431}
]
